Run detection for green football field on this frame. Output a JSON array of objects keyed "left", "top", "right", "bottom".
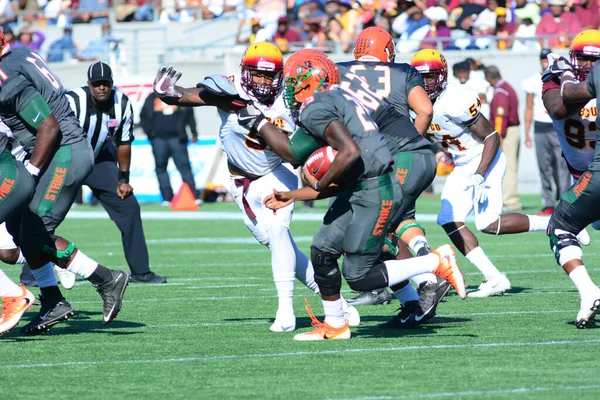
[{"left": 2, "top": 195, "right": 600, "bottom": 399}]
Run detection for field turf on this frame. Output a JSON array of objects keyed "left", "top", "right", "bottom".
[{"left": 2, "top": 195, "right": 600, "bottom": 399}]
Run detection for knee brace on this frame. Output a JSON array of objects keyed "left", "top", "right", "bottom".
[
  {"left": 310, "top": 246, "right": 341, "bottom": 297},
  {"left": 42, "top": 236, "right": 77, "bottom": 268},
  {"left": 346, "top": 263, "right": 389, "bottom": 292},
  {"left": 548, "top": 227, "right": 582, "bottom": 266},
  {"left": 381, "top": 233, "right": 400, "bottom": 261},
  {"left": 396, "top": 222, "right": 426, "bottom": 238}
]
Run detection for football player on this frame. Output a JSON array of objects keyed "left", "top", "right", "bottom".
[
  {"left": 0, "top": 33, "right": 130, "bottom": 334},
  {"left": 538, "top": 31, "right": 600, "bottom": 327},
  {"left": 152, "top": 42, "right": 358, "bottom": 332},
  {"left": 337, "top": 27, "right": 450, "bottom": 326},
  {"left": 239, "top": 50, "right": 467, "bottom": 340},
  {"left": 410, "top": 49, "right": 566, "bottom": 297}
]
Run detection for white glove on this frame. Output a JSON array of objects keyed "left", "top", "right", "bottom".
[
  {"left": 465, "top": 173, "right": 487, "bottom": 204},
  {"left": 24, "top": 160, "right": 40, "bottom": 177},
  {"left": 153, "top": 65, "right": 183, "bottom": 98}
]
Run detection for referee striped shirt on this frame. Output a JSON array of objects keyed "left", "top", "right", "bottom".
[{"left": 65, "top": 86, "right": 134, "bottom": 158}]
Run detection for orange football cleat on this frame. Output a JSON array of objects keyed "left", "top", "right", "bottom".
[
  {"left": 432, "top": 245, "right": 467, "bottom": 299},
  {"left": 0, "top": 284, "right": 36, "bottom": 334},
  {"left": 293, "top": 299, "right": 351, "bottom": 341}
]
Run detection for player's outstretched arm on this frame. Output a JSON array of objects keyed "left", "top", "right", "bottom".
[
  {"left": 542, "top": 87, "right": 586, "bottom": 120},
  {"left": 259, "top": 122, "right": 297, "bottom": 163},
  {"left": 469, "top": 115, "right": 500, "bottom": 177},
  {"left": 317, "top": 121, "right": 360, "bottom": 191},
  {"left": 407, "top": 86, "right": 433, "bottom": 135},
  {"left": 264, "top": 185, "right": 344, "bottom": 211},
  {"left": 561, "top": 79, "right": 594, "bottom": 104}
]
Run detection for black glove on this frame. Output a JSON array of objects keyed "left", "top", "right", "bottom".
[{"left": 238, "top": 104, "right": 267, "bottom": 131}]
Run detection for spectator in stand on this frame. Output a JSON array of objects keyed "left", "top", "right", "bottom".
[
  {"left": 334, "top": 0, "right": 359, "bottom": 39},
  {"left": 273, "top": 16, "right": 301, "bottom": 53},
  {"left": 47, "top": 24, "right": 77, "bottom": 62},
  {"left": 0, "top": 2, "right": 17, "bottom": 24},
  {"left": 14, "top": 0, "right": 40, "bottom": 23},
  {"left": 495, "top": 7, "right": 516, "bottom": 50},
  {"left": 420, "top": 6, "right": 452, "bottom": 49},
  {"left": 445, "top": 0, "right": 486, "bottom": 34},
  {"left": 324, "top": 17, "right": 351, "bottom": 52},
  {"left": 536, "top": 0, "right": 581, "bottom": 48},
  {"left": 485, "top": 65, "right": 522, "bottom": 212},
  {"left": 79, "top": 21, "right": 121, "bottom": 61},
  {"left": 571, "top": 0, "right": 599, "bottom": 30},
  {"left": 393, "top": 5, "right": 431, "bottom": 53},
  {"left": 236, "top": 18, "right": 262, "bottom": 44},
  {"left": 75, "top": 0, "right": 111, "bottom": 24},
  {"left": 13, "top": 26, "right": 45, "bottom": 51},
  {"left": 514, "top": 0, "right": 541, "bottom": 25},
  {"left": 298, "top": 0, "right": 328, "bottom": 38},
  {"left": 522, "top": 48, "right": 571, "bottom": 216},
  {"left": 1, "top": 25, "right": 15, "bottom": 45}
]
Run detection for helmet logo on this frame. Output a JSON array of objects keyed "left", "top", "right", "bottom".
[
  {"left": 257, "top": 60, "right": 276, "bottom": 70},
  {"left": 582, "top": 46, "right": 600, "bottom": 56}
]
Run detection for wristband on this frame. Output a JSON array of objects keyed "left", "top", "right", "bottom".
[
  {"left": 25, "top": 162, "right": 40, "bottom": 177},
  {"left": 118, "top": 170, "right": 130, "bottom": 184},
  {"left": 314, "top": 181, "right": 320, "bottom": 191},
  {"left": 257, "top": 118, "right": 269, "bottom": 132}
]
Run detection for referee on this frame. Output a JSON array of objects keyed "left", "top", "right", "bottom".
[{"left": 20, "top": 61, "right": 166, "bottom": 284}]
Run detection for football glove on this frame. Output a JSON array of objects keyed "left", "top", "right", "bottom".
[
  {"left": 542, "top": 55, "right": 574, "bottom": 82},
  {"left": 154, "top": 65, "right": 183, "bottom": 98},
  {"left": 196, "top": 75, "right": 250, "bottom": 113},
  {"left": 465, "top": 173, "right": 487, "bottom": 204},
  {"left": 238, "top": 104, "right": 268, "bottom": 131}
]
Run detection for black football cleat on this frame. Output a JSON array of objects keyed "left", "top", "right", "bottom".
[
  {"left": 21, "top": 296, "right": 74, "bottom": 335},
  {"left": 380, "top": 301, "right": 419, "bottom": 329},
  {"left": 347, "top": 288, "right": 393, "bottom": 306},
  {"left": 129, "top": 272, "right": 167, "bottom": 284},
  {"left": 94, "top": 270, "right": 130, "bottom": 325},
  {"left": 409, "top": 276, "right": 451, "bottom": 325}
]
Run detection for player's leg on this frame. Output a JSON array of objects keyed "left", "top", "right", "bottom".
[
  {"left": 438, "top": 164, "right": 509, "bottom": 296},
  {"left": 21, "top": 141, "right": 129, "bottom": 333},
  {"left": 547, "top": 171, "right": 600, "bottom": 327},
  {"left": 534, "top": 131, "right": 556, "bottom": 213}
]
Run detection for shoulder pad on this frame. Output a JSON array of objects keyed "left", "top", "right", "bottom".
[{"left": 196, "top": 74, "right": 238, "bottom": 96}]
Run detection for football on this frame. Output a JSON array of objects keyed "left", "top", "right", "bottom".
[{"left": 304, "top": 146, "right": 338, "bottom": 180}]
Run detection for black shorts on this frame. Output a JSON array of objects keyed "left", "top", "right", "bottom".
[{"left": 549, "top": 170, "right": 600, "bottom": 234}]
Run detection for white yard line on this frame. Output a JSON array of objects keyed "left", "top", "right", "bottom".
[
  {"left": 1, "top": 339, "right": 599, "bottom": 370},
  {"left": 326, "top": 385, "right": 600, "bottom": 400}
]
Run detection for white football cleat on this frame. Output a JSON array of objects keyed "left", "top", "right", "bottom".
[
  {"left": 269, "top": 314, "right": 296, "bottom": 332},
  {"left": 577, "top": 228, "right": 591, "bottom": 246},
  {"left": 343, "top": 303, "right": 360, "bottom": 327},
  {"left": 469, "top": 274, "right": 511, "bottom": 298},
  {"left": 54, "top": 266, "right": 76, "bottom": 290},
  {"left": 576, "top": 291, "right": 600, "bottom": 328}
]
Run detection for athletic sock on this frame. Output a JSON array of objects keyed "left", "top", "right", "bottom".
[
  {"left": 323, "top": 298, "right": 346, "bottom": 328},
  {"left": 393, "top": 281, "right": 419, "bottom": 306},
  {"left": 0, "top": 268, "right": 22, "bottom": 297},
  {"left": 465, "top": 246, "right": 502, "bottom": 280},
  {"left": 411, "top": 273, "right": 437, "bottom": 286},
  {"left": 384, "top": 253, "right": 439, "bottom": 287},
  {"left": 528, "top": 215, "right": 550, "bottom": 232},
  {"left": 31, "top": 262, "right": 58, "bottom": 288},
  {"left": 408, "top": 235, "right": 430, "bottom": 256},
  {"left": 569, "top": 265, "right": 600, "bottom": 298},
  {"left": 67, "top": 250, "right": 99, "bottom": 279},
  {"left": 268, "top": 226, "right": 296, "bottom": 316},
  {"left": 88, "top": 265, "right": 113, "bottom": 286},
  {"left": 292, "top": 236, "right": 320, "bottom": 294}
]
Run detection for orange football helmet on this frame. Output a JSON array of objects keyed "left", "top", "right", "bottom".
[
  {"left": 570, "top": 30, "right": 600, "bottom": 81},
  {"left": 283, "top": 49, "right": 340, "bottom": 111},
  {"left": 353, "top": 27, "right": 395, "bottom": 63},
  {"left": 410, "top": 49, "right": 448, "bottom": 100},
  {"left": 240, "top": 42, "right": 284, "bottom": 103}
]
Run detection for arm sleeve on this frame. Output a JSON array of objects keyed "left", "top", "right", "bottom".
[
  {"left": 289, "top": 127, "right": 322, "bottom": 163},
  {"left": 116, "top": 101, "right": 134, "bottom": 145},
  {"left": 5, "top": 82, "right": 52, "bottom": 129}
]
